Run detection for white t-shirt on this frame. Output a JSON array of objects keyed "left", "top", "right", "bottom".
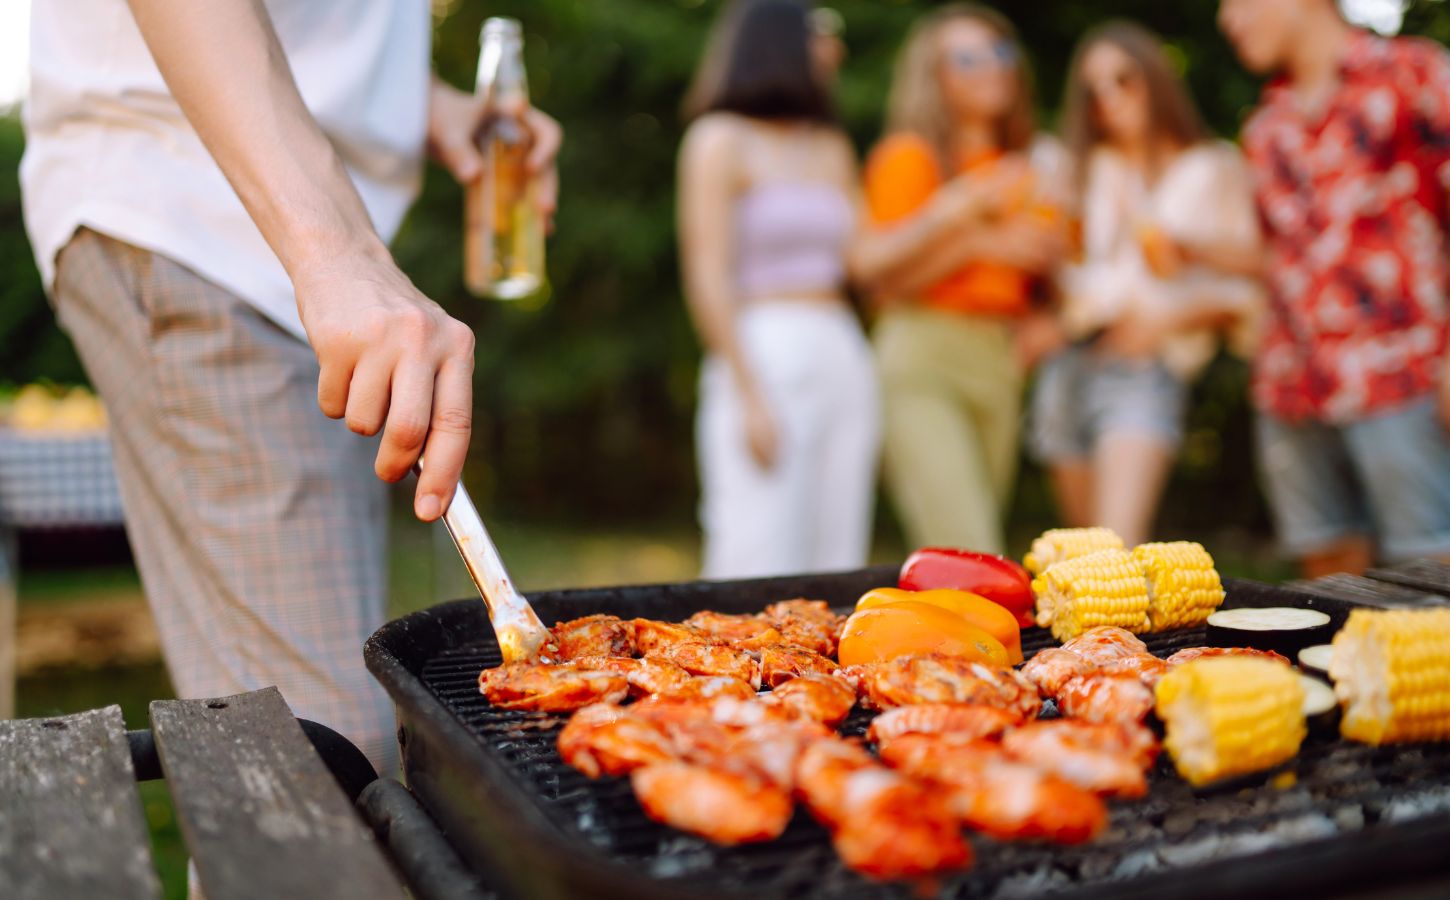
[{"left": 21, "top": 0, "right": 432, "bottom": 341}]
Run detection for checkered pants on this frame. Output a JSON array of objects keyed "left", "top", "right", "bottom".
[{"left": 51, "top": 229, "right": 397, "bottom": 774}]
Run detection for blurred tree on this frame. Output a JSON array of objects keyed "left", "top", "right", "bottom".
[{"left": 3, "top": 0, "right": 1448, "bottom": 534}]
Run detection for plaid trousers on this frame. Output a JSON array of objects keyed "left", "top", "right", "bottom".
[{"left": 51, "top": 229, "right": 397, "bottom": 774}]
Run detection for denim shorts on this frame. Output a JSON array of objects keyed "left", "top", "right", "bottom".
[
  {"left": 1028, "top": 345, "right": 1188, "bottom": 462},
  {"left": 1255, "top": 397, "right": 1450, "bottom": 562}
]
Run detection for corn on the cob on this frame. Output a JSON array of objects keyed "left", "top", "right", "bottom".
[
  {"left": 1329, "top": 608, "right": 1450, "bottom": 745},
  {"left": 1024, "top": 527, "right": 1124, "bottom": 576},
  {"left": 1133, "top": 541, "right": 1225, "bottom": 631},
  {"left": 1033, "top": 549, "right": 1150, "bottom": 642},
  {"left": 1154, "top": 656, "right": 1306, "bottom": 787}
]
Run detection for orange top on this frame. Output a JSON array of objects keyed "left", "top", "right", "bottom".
[{"left": 864, "top": 132, "right": 1045, "bottom": 317}]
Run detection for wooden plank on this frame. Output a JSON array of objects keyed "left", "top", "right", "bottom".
[
  {"left": 150, "top": 687, "right": 405, "bottom": 900},
  {"left": 0, "top": 705, "right": 160, "bottom": 900},
  {"left": 1290, "top": 573, "right": 1449, "bottom": 609},
  {"left": 1366, "top": 560, "right": 1450, "bottom": 599}
]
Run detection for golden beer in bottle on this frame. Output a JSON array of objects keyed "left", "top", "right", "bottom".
[{"left": 465, "top": 18, "right": 546, "bottom": 302}]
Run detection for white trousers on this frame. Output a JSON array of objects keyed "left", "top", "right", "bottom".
[{"left": 697, "top": 301, "right": 881, "bottom": 579}]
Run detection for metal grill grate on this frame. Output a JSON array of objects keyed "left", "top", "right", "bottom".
[{"left": 419, "top": 624, "right": 1450, "bottom": 899}]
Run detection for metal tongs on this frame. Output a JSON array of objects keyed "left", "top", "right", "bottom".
[{"left": 418, "top": 464, "right": 551, "bottom": 662}]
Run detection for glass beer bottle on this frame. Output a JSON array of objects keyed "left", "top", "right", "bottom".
[{"left": 464, "top": 17, "right": 546, "bottom": 302}]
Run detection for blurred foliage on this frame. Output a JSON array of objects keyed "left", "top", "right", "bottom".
[{"left": 3, "top": 1, "right": 1449, "bottom": 535}]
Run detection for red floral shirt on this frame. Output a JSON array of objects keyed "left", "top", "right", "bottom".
[{"left": 1243, "top": 31, "right": 1450, "bottom": 423}]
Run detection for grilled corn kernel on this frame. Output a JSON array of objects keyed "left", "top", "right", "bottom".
[
  {"left": 1024, "top": 527, "right": 1125, "bottom": 576},
  {"left": 1033, "top": 549, "right": 1150, "bottom": 642},
  {"left": 1330, "top": 608, "right": 1450, "bottom": 745},
  {"left": 1133, "top": 541, "right": 1226, "bottom": 631},
  {"left": 1155, "top": 657, "right": 1306, "bottom": 787}
]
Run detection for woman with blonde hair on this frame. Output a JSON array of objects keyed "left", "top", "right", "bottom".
[
  {"left": 855, "top": 4, "right": 1068, "bottom": 555},
  {"left": 1031, "top": 21, "right": 1264, "bottom": 546},
  {"left": 680, "top": 0, "right": 878, "bottom": 578}
]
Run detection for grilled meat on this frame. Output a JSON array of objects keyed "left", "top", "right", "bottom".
[
  {"left": 550, "top": 614, "right": 636, "bottom": 660},
  {"left": 478, "top": 661, "right": 628, "bottom": 712}
]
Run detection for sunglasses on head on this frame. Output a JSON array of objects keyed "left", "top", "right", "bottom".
[{"left": 946, "top": 41, "right": 1019, "bottom": 72}]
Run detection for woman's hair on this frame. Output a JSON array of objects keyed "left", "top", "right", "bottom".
[
  {"left": 884, "top": 3, "right": 1036, "bottom": 164},
  {"left": 683, "top": 0, "right": 836, "bottom": 124},
  {"left": 1060, "top": 21, "right": 1208, "bottom": 175}
]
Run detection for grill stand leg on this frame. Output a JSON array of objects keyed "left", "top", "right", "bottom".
[{"left": 357, "top": 778, "right": 496, "bottom": 900}]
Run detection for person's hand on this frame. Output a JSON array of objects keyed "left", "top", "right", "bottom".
[
  {"left": 741, "top": 389, "right": 780, "bottom": 470},
  {"left": 1138, "top": 223, "right": 1186, "bottom": 279},
  {"left": 425, "top": 77, "right": 562, "bottom": 227},
  {"left": 294, "top": 241, "right": 477, "bottom": 522},
  {"left": 978, "top": 218, "right": 1066, "bottom": 273},
  {"left": 936, "top": 159, "right": 1031, "bottom": 227},
  {"left": 1100, "top": 304, "right": 1176, "bottom": 361},
  {"left": 1014, "top": 311, "right": 1068, "bottom": 371}
]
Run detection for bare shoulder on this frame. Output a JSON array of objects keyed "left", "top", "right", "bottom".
[
  {"left": 681, "top": 113, "right": 747, "bottom": 162},
  {"left": 812, "top": 126, "right": 859, "bottom": 181}
]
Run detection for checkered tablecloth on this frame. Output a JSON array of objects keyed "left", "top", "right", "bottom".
[{"left": 0, "top": 428, "right": 125, "bottom": 528}]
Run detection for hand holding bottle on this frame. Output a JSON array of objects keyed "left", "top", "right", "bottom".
[{"left": 427, "top": 77, "right": 561, "bottom": 224}]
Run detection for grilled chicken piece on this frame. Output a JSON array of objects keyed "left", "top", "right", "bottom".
[
  {"left": 569, "top": 656, "right": 695, "bottom": 698},
  {"left": 762, "top": 599, "right": 845, "bottom": 656},
  {"left": 551, "top": 614, "right": 636, "bottom": 660},
  {"left": 1004, "top": 718, "right": 1158, "bottom": 769},
  {"left": 1099, "top": 653, "right": 1173, "bottom": 689},
  {"left": 632, "top": 762, "right": 793, "bottom": 845},
  {"left": 648, "top": 640, "right": 762, "bottom": 689},
  {"left": 722, "top": 719, "right": 831, "bottom": 789},
  {"left": 763, "top": 598, "right": 839, "bottom": 626},
  {"left": 763, "top": 673, "right": 856, "bottom": 727},
  {"left": 1000, "top": 719, "right": 1157, "bottom": 798},
  {"left": 795, "top": 739, "right": 972, "bottom": 880},
  {"left": 1164, "top": 646, "right": 1290, "bottom": 667},
  {"left": 556, "top": 703, "right": 676, "bottom": 778},
  {"left": 878, "top": 735, "right": 1106, "bottom": 844},
  {"left": 666, "top": 675, "right": 757, "bottom": 701},
  {"left": 630, "top": 618, "right": 705, "bottom": 653},
  {"left": 1060, "top": 627, "right": 1150, "bottom": 665},
  {"left": 478, "top": 661, "right": 629, "bottom": 712},
  {"left": 754, "top": 643, "right": 837, "bottom": 688},
  {"left": 856, "top": 654, "right": 1042, "bottom": 719},
  {"left": 1020, "top": 648, "right": 1093, "bottom": 697},
  {"left": 1057, "top": 672, "right": 1156, "bottom": 726},
  {"left": 867, "top": 703, "right": 1017, "bottom": 747},
  {"left": 683, "top": 610, "right": 782, "bottom": 645}
]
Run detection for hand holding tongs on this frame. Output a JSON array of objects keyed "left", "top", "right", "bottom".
[{"left": 417, "top": 463, "right": 552, "bottom": 662}]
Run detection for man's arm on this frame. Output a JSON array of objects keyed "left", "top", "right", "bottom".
[{"left": 126, "top": 0, "right": 474, "bottom": 520}]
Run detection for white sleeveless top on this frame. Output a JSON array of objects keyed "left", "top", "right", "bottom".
[{"left": 21, "top": 0, "right": 431, "bottom": 341}]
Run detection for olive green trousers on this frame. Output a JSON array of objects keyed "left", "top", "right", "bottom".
[{"left": 873, "top": 307, "right": 1022, "bottom": 555}]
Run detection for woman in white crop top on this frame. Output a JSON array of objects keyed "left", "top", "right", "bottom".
[
  {"left": 1030, "top": 22, "right": 1265, "bottom": 546},
  {"left": 679, "top": 0, "right": 879, "bottom": 578}
]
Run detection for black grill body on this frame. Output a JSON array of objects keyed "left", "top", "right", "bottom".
[{"left": 365, "top": 568, "right": 1450, "bottom": 900}]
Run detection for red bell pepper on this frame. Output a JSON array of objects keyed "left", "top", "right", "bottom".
[{"left": 899, "top": 548, "right": 1036, "bottom": 628}]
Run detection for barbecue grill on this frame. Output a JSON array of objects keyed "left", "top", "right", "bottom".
[{"left": 365, "top": 568, "right": 1450, "bottom": 900}]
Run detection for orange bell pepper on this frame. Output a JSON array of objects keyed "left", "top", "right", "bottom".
[
  {"left": 838, "top": 601, "right": 1010, "bottom": 668},
  {"left": 857, "top": 588, "right": 1023, "bottom": 664}
]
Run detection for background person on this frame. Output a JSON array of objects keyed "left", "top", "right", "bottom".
[
  {"left": 854, "top": 3, "right": 1068, "bottom": 555},
  {"left": 680, "top": 0, "right": 879, "bottom": 579},
  {"left": 1032, "top": 21, "right": 1264, "bottom": 547},
  {"left": 21, "top": 0, "right": 559, "bottom": 771},
  {"left": 1219, "top": 0, "right": 1450, "bottom": 576}
]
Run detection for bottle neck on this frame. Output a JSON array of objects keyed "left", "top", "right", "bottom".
[{"left": 476, "top": 35, "right": 527, "bottom": 103}]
